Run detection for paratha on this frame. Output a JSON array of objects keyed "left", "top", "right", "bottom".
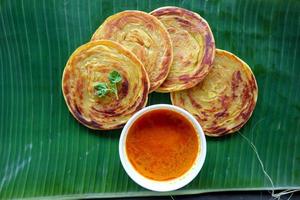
[
  {"left": 151, "top": 6, "right": 215, "bottom": 92},
  {"left": 91, "top": 11, "right": 173, "bottom": 92},
  {"left": 171, "top": 49, "right": 258, "bottom": 136},
  {"left": 62, "top": 40, "right": 150, "bottom": 130}
]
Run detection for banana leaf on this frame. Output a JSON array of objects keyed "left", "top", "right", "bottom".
[{"left": 0, "top": 0, "right": 299, "bottom": 199}]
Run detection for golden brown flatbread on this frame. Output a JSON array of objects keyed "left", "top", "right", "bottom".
[
  {"left": 91, "top": 11, "right": 173, "bottom": 92},
  {"left": 171, "top": 49, "right": 258, "bottom": 136},
  {"left": 151, "top": 6, "right": 215, "bottom": 92},
  {"left": 62, "top": 40, "right": 150, "bottom": 130}
]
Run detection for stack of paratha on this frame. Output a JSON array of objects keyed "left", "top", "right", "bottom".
[{"left": 62, "top": 7, "right": 258, "bottom": 136}]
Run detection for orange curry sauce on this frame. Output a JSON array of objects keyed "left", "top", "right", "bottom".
[{"left": 126, "top": 109, "right": 199, "bottom": 181}]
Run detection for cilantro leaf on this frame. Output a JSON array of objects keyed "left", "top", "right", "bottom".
[
  {"left": 94, "top": 83, "right": 108, "bottom": 97},
  {"left": 93, "top": 70, "right": 122, "bottom": 99},
  {"left": 109, "top": 71, "right": 122, "bottom": 84}
]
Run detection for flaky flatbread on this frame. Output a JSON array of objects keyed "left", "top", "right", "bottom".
[
  {"left": 91, "top": 11, "right": 173, "bottom": 92},
  {"left": 171, "top": 49, "right": 258, "bottom": 136},
  {"left": 151, "top": 7, "right": 215, "bottom": 92},
  {"left": 62, "top": 40, "right": 149, "bottom": 130}
]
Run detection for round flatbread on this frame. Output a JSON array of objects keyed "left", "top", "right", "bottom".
[
  {"left": 171, "top": 49, "right": 258, "bottom": 136},
  {"left": 91, "top": 11, "right": 173, "bottom": 92},
  {"left": 62, "top": 40, "right": 150, "bottom": 130},
  {"left": 150, "top": 6, "right": 215, "bottom": 92}
]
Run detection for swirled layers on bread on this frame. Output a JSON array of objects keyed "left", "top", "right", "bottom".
[
  {"left": 151, "top": 7, "right": 215, "bottom": 92},
  {"left": 171, "top": 49, "right": 258, "bottom": 136},
  {"left": 91, "top": 11, "right": 173, "bottom": 92},
  {"left": 62, "top": 40, "right": 150, "bottom": 130}
]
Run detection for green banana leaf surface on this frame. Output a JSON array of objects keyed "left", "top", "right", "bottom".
[{"left": 0, "top": 0, "right": 300, "bottom": 199}]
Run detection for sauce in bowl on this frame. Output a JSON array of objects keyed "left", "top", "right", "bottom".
[{"left": 126, "top": 109, "right": 199, "bottom": 181}]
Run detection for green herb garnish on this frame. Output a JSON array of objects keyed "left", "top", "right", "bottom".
[
  {"left": 94, "top": 71, "right": 122, "bottom": 99},
  {"left": 109, "top": 70, "right": 122, "bottom": 84},
  {"left": 94, "top": 83, "right": 109, "bottom": 97}
]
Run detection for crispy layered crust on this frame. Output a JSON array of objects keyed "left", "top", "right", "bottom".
[
  {"left": 151, "top": 6, "right": 215, "bottom": 92},
  {"left": 171, "top": 49, "right": 258, "bottom": 136},
  {"left": 62, "top": 40, "right": 150, "bottom": 130},
  {"left": 91, "top": 11, "right": 173, "bottom": 92}
]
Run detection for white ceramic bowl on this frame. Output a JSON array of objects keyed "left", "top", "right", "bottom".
[{"left": 119, "top": 104, "right": 207, "bottom": 192}]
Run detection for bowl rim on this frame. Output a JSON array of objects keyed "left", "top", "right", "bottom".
[{"left": 119, "top": 104, "right": 207, "bottom": 192}]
